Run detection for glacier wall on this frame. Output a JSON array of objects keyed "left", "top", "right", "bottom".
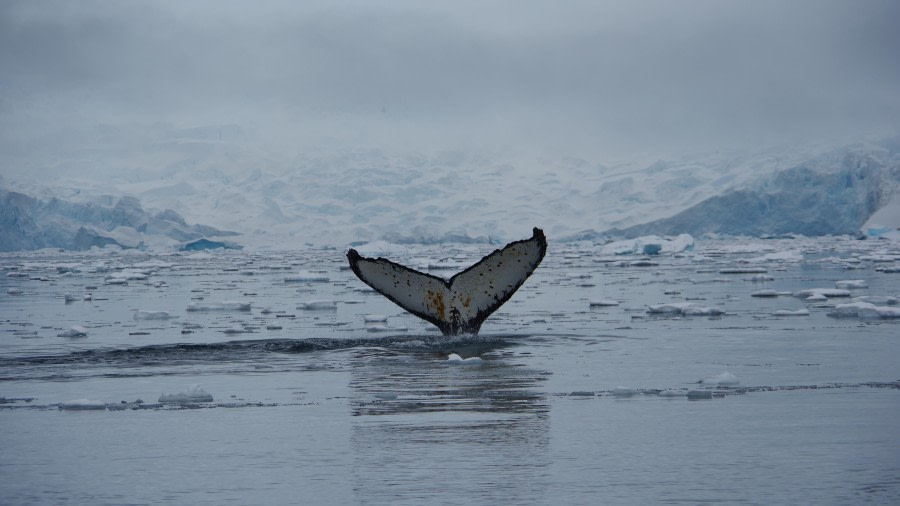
[
  {"left": 607, "top": 145, "right": 900, "bottom": 238},
  {"left": 0, "top": 189, "right": 238, "bottom": 252}
]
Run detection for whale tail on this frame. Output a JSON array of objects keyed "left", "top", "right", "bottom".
[{"left": 347, "top": 228, "right": 547, "bottom": 335}]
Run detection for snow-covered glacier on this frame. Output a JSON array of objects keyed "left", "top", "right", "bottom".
[
  {"left": 608, "top": 143, "right": 900, "bottom": 238},
  {"left": 2, "top": 123, "right": 898, "bottom": 249},
  {"left": 0, "top": 189, "right": 238, "bottom": 251}
]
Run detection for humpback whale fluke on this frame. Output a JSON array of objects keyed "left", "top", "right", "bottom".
[{"left": 347, "top": 228, "right": 547, "bottom": 336}]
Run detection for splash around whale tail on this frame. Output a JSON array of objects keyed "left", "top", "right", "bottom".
[{"left": 347, "top": 228, "right": 547, "bottom": 335}]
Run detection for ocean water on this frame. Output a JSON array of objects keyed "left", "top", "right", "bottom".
[{"left": 1, "top": 237, "right": 898, "bottom": 505}]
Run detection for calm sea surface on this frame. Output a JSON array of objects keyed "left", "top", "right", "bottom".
[{"left": 2, "top": 237, "right": 898, "bottom": 505}]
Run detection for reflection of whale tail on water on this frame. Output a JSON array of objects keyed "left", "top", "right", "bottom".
[{"left": 347, "top": 228, "right": 547, "bottom": 336}]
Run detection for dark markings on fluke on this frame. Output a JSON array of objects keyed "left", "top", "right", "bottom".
[{"left": 347, "top": 227, "right": 547, "bottom": 335}]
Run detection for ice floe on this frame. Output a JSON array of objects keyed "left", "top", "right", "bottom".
[
  {"left": 133, "top": 310, "right": 178, "bottom": 320},
  {"left": 599, "top": 234, "right": 694, "bottom": 256},
  {"left": 773, "top": 309, "right": 811, "bottom": 316},
  {"left": 446, "top": 353, "right": 484, "bottom": 365},
  {"left": 794, "top": 288, "right": 851, "bottom": 299},
  {"left": 834, "top": 279, "right": 867, "bottom": 289},
  {"left": 699, "top": 372, "right": 740, "bottom": 386},
  {"left": 719, "top": 267, "right": 768, "bottom": 274},
  {"left": 158, "top": 385, "right": 214, "bottom": 404},
  {"left": 648, "top": 302, "right": 725, "bottom": 316},
  {"left": 589, "top": 299, "right": 620, "bottom": 307},
  {"left": 828, "top": 302, "right": 900, "bottom": 319},
  {"left": 57, "top": 326, "right": 88, "bottom": 337},
  {"left": 186, "top": 301, "right": 251, "bottom": 311},
  {"left": 851, "top": 296, "right": 898, "bottom": 305},
  {"left": 297, "top": 300, "right": 338, "bottom": 310}
]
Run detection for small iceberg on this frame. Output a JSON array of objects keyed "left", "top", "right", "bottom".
[
  {"left": 852, "top": 296, "right": 898, "bottom": 306},
  {"left": 648, "top": 302, "right": 724, "bottom": 316},
  {"left": 795, "top": 288, "right": 851, "bottom": 299},
  {"left": 57, "top": 326, "right": 88, "bottom": 337},
  {"left": 773, "top": 308, "right": 810, "bottom": 316},
  {"left": 364, "top": 315, "right": 389, "bottom": 322},
  {"left": 589, "top": 299, "right": 620, "bottom": 307},
  {"left": 297, "top": 300, "right": 337, "bottom": 310},
  {"left": 751, "top": 290, "right": 781, "bottom": 298},
  {"left": 446, "top": 353, "right": 484, "bottom": 365},
  {"left": 700, "top": 372, "right": 739, "bottom": 386},
  {"left": 611, "top": 387, "right": 639, "bottom": 397},
  {"left": 835, "top": 280, "right": 867, "bottom": 289},
  {"left": 133, "top": 310, "right": 178, "bottom": 320},
  {"left": 158, "top": 385, "right": 214, "bottom": 404},
  {"left": 828, "top": 302, "right": 900, "bottom": 319}
]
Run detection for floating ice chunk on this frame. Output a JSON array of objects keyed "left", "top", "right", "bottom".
[
  {"left": 297, "top": 300, "right": 337, "bottom": 310},
  {"left": 104, "top": 277, "right": 128, "bottom": 285},
  {"left": 852, "top": 296, "right": 898, "bottom": 305},
  {"left": 364, "top": 314, "right": 389, "bottom": 322},
  {"left": 57, "top": 326, "right": 88, "bottom": 337},
  {"left": 158, "top": 385, "right": 213, "bottom": 404},
  {"left": 773, "top": 309, "right": 810, "bottom": 316},
  {"left": 284, "top": 271, "right": 330, "bottom": 283},
  {"left": 835, "top": 280, "right": 867, "bottom": 289},
  {"left": 647, "top": 302, "right": 695, "bottom": 314},
  {"left": 589, "top": 299, "right": 620, "bottom": 307},
  {"left": 58, "top": 399, "right": 107, "bottom": 411},
  {"left": 648, "top": 302, "right": 724, "bottom": 316},
  {"left": 6, "top": 288, "right": 24, "bottom": 295},
  {"left": 829, "top": 302, "right": 900, "bottom": 319},
  {"left": 186, "top": 301, "right": 251, "bottom": 311},
  {"left": 63, "top": 293, "right": 80, "bottom": 302},
  {"left": 687, "top": 390, "right": 713, "bottom": 400},
  {"left": 700, "top": 372, "right": 739, "bottom": 386},
  {"left": 133, "top": 310, "right": 178, "bottom": 320},
  {"left": 569, "top": 391, "right": 595, "bottom": 397},
  {"left": 446, "top": 353, "right": 484, "bottom": 365},
  {"left": 746, "top": 274, "right": 775, "bottom": 282},
  {"left": 751, "top": 290, "right": 781, "bottom": 297},
  {"left": 719, "top": 267, "right": 768, "bottom": 274},
  {"left": 658, "top": 390, "right": 687, "bottom": 397},
  {"left": 611, "top": 387, "right": 639, "bottom": 397},
  {"left": 601, "top": 234, "right": 693, "bottom": 255},
  {"left": 681, "top": 306, "right": 725, "bottom": 316},
  {"left": 795, "top": 288, "right": 851, "bottom": 299}
]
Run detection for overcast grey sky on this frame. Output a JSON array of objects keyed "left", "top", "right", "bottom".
[{"left": 2, "top": 0, "right": 898, "bottom": 159}]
